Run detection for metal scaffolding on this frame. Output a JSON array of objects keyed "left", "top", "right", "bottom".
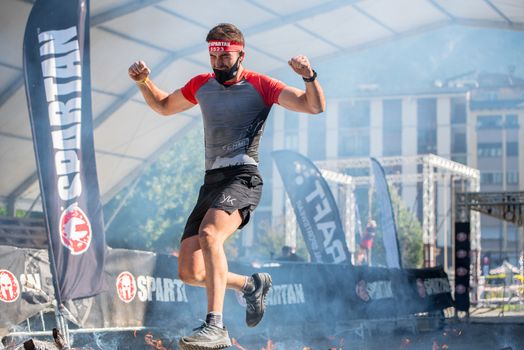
[
  {"left": 454, "top": 191, "right": 524, "bottom": 306},
  {"left": 456, "top": 191, "right": 524, "bottom": 227},
  {"left": 321, "top": 169, "right": 356, "bottom": 254},
  {"left": 315, "top": 154, "right": 480, "bottom": 267}
]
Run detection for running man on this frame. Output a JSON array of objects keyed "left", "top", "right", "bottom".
[{"left": 128, "top": 23, "right": 325, "bottom": 349}]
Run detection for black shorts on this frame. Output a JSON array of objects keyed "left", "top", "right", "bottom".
[{"left": 181, "top": 165, "right": 263, "bottom": 241}]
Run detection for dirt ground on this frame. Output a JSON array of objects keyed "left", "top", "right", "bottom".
[
  {"left": 310, "top": 310, "right": 524, "bottom": 350},
  {"left": 228, "top": 309, "right": 524, "bottom": 350},
  {"left": 3, "top": 309, "right": 524, "bottom": 349}
]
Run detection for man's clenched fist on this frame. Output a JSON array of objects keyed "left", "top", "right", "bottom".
[
  {"left": 288, "top": 55, "right": 314, "bottom": 79},
  {"left": 128, "top": 60, "right": 151, "bottom": 82}
]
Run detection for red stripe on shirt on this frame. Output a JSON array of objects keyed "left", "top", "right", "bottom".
[
  {"left": 180, "top": 73, "right": 213, "bottom": 104},
  {"left": 243, "top": 70, "right": 286, "bottom": 107}
]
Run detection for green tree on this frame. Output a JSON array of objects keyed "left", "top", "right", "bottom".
[
  {"left": 104, "top": 126, "right": 204, "bottom": 253},
  {"left": 368, "top": 186, "right": 423, "bottom": 268}
]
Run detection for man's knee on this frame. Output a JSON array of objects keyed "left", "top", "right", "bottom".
[
  {"left": 198, "top": 226, "right": 220, "bottom": 248},
  {"left": 178, "top": 265, "right": 205, "bottom": 285}
]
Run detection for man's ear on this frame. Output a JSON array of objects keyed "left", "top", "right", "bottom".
[{"left": 240, "top": 51, "right": 245, "bottom": 62}]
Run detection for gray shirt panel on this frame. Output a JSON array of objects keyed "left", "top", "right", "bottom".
[{"left": 195, "top": 78, "right": 271, "bottom": 170}]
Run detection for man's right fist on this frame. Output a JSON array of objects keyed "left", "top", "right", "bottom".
[{"left": 128, "top": 60, "right": 151, "bottom": 82}]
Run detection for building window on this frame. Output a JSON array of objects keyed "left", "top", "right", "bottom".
[
  {"left": 383, "top": 99, "right": 402, "bottom": 156},
  {"left": 417, "top": 98, "right": 437, "bottom": 154},
  {"left": 451, "top": 97, "right": 467, "bottom": 124},
  {"left": 481, "top": 172, "right": 503, "bottom": 185},
  {"left": 307, "top": 116, "right": 326, "bottom": 160},
  {"left": 507, "top": 171, "right": 519, "bottom": 185},
  {"left": 507, "top": 225, "right": 519, "bottom": 243},
  {"left": 418, "top": 130, "right": 437, "bottom": 154},
  {"left": 451, "top": 131, "right": 467, "bottom": 154},
  {"left": 478, "top": 143, "right": 502, "bottom": 157},
  {"left": 451, "top": 154, "right": 467, "bottom": 165},
  {"left": 339, "top": 129, "right": 369, "bottom": 157},
  {"left": 476, "top": 115, "right": 503, "bottom": 129},
  {"left": 505, "top": 115, "right": 519, "bottom": 129},
  {"left": 284, "top": 110, "right": 300, "bottom": 151},
  {"left": 339, "top": 100, "right": 370, "bottom": 157},
  {"left": 507, "top": 142, "right": 519, "bottom": 157},
  {"left": 339, "top": 100, "right": 370, "bottom": 128}
]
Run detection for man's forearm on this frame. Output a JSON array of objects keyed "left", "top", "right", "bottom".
[
  {"left": 136, "top": 78, "right": 170, "bottom": 115},
  {"left": 304, "top": 79, "right": 326, "bottom": 114}
]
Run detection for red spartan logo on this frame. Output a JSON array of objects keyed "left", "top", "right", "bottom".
[
  {"left": 0, "top": 270, "right": 20, "bottom": 303},
  {"left": 59, "top": 204, "right": 92, "bottom": 255},
  {"left": 116, "top": 271, "right": 137, "bottom": 303}
]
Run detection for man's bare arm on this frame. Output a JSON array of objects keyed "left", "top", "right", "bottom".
[
  {"left": 128, "top": 60, "right": 195, "bottom": 116},
  {"left": 278, "top": 55, "right": 326, "bottom": 114}
]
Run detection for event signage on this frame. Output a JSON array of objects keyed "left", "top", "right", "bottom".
[{"left": 23, "top": 0, "right": 106, "bottom": 302}]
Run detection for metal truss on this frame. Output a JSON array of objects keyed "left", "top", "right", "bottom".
[
  {"left": 456, "top": 191, "right": 524, "bottom": 227},
  {"left": 316, "top": 154, "right": 480, "bottom": 266},
  {"left": 284, "top": 196, "right": 298, "bottom": 249}
]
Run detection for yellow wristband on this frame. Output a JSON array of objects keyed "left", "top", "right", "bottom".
[{"left": 136, "top": 76, "right": 149, "bottom": 85}]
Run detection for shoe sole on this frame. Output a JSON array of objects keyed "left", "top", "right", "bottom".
[
  {"left": 178, "top": 340, "right": 232, "bottom": 350},
  {"left": 247, "top": 273, "right": 272, "bottom": 328}
]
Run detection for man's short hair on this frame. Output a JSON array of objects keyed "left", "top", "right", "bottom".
[{"left": 206, "top": 23, "right": 245, "bottom": 46}]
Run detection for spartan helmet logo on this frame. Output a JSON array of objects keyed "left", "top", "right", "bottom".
[
  {"left": 116, "top": 271, "right": 136, "bottom": 303},
  {"left": 60, "top": 204, "right": 92, "bottom": 255},
  {"left": 0, "top": 270, "right": 20, "bottom": 303}
]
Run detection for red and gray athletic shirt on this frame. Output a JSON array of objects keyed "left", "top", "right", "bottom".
[{"left": 181, "top": 69, "right": 285, "bottom": 170}]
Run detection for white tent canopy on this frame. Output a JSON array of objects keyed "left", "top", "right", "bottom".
[{"left": 1, "top": 0, "right": 524, "bottom": 213}]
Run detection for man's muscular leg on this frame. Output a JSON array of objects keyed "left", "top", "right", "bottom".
[
  {"left": 178, "top": 208, "right": 272, "bottom": 333},
  {"left": 178, "top": 236, "right": 248, "bottom": 291},
  {"left": 178, "top": 208, "right": 246, "bottom": 312}
]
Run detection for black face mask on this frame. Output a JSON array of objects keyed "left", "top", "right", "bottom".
[{"left": 213, "top": 56, "right": 241, "bottom": 85}]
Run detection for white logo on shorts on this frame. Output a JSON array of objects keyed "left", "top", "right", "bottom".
[{"left": 220, "top": 194, "right": 236, "bottom": 205}]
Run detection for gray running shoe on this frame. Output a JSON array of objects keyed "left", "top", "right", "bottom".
[
  {"left": 178, "top": 322, "right": 231, "bottom": 350},
  {"left": 243, "top": 272, "right": 272, "bottom": 327}
]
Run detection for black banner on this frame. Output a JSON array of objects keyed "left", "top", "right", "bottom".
[
  {"left": 63, "top": 249, "right": 206, "bottom": 330},
  {"left": 0, "top": 246, "right": 54, "bottom": 336},
  {"left": 273, "top": 150, "right": 351, "bottom": 264},
  {"left": 454, "top": 222, "right": 471, "bottom": 311},
  {"left": 23, "top": 0, "right": 106, "bottom": 302},
  {"left": 0, "top": 246, "right": 453, "bottom": 336}
]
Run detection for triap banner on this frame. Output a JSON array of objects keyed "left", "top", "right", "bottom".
[
  {"left": 370, "top": 158, "right": 402, "bottom": 268},
  {"left": 23, "top": 0, "right": 106, "bottom": 302},
  {"left": 0, "top": 246, "right": 454, "bottom": 336},
  {"left": 273, "top": 150, "right": 351, "bottom": 264}
]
